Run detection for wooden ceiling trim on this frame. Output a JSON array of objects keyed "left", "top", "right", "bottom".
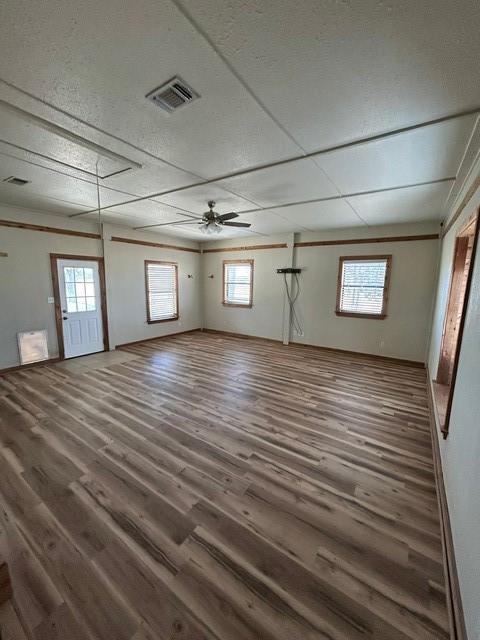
[
  {"left": 203, "top": 243, "right": 288, "bottom": 253},
  {"left": 295, "top": 234, "right": 439, "bottom": 248},
  {"left": 0, "top": 218, "right": 101, "bottom": 240},
  {"left": 110, "top": 236, "right": 200, "bottom": 253}
]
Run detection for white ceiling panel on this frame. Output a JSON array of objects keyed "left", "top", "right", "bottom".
[
  {"left": 180, "top": 0, "right": 480, "bottom": 152},
  {"left": 103, "top": 199, "right": 195, "bottom": 225},
  {"left": 319, "top": 116, "right": 476, "bottom": 194},
  {"left": 0, "top": 0, "right": 477, "bottom": 238},
  {"left": 0, "top": 153, "right": 142, "bottom": 212},
  {"left": 0, "top": 104, "right": 134, "bottom": 178},
  {"left": 0, "top": 187, "right": 91, "bottom": 216},
  {"left": 274, "top": 199, "right": 364, "bottom": 231},
  {"left": 103, "top": 163, "right": 200, "bottom": 197},
  {"left": 217, "top": 157, "right": 338, "bottom": 207},
  {"left": 346, "top": 182, "right": 453, "bottom": 226},
  {"left": 0, "top": 0, "right": 299, "bottom": 178},
  {"left": 236, "top": 210, "right": 307, "bottom": 234},
  {"left": 156, "top": 184, "right": 258, "bottom": 216}
]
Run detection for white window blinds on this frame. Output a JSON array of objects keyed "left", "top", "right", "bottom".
[
  {"left": 223, "top": 261, "right": 253, "bottom": 306},
  {"left": 338, "top": 258, "right": 389, "bottom": 316},
  {"left": 145, "top": 262, "right": 178, "bottom": 322}
]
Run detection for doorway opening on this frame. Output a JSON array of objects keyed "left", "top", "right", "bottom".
[
  {"left": 434, "top": 211, "right": 479, "bottom": 437},
  {"left": 50, "top": 254, "right": 109, "bottom": 360}
]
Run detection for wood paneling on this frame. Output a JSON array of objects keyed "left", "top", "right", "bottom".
[
  {"left": 295, "top": 234, "right": 439, "bottom": 248},
  {"left": 0, "top": 332, "right": 448, "bottom": 640},
  {"left": 0, "top": 218, "right": 101, "bottom": 239},
  {"left": 111, "top": 236, "right": 200, "bottom": 253}
]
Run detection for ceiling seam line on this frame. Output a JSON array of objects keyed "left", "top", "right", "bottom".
[
  {"left": 310, "top": 157, "right": 370, "bottom": 227},
  {"left": 69, "top": 108, "right": 480, "bottom": 218},
  {"left": 133, "top": 176, "right": 455, "bottom": 230},
  {"left": 169, "top": 0, "right": 309, "bottom": 156}
]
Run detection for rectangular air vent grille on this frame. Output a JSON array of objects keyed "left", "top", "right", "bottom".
[
  {"left": 146, "top": 77, "right": 199, "bottom": 113},
  {"left": 3, "top": 176, "right": 29, "bottom": 186}
]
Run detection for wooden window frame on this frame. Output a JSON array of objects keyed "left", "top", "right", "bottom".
[
  {"left": 335, "top": 255, "right": 392, "bottom": 319},
  {"left": 434, "top": 210, "right": 479, "bottom": 438},
  {"left": 144, "top": 260, "right": 179, "bottom": 324},
  {"left": 222, "top": 259, "right": 254, "bottom": 308}
]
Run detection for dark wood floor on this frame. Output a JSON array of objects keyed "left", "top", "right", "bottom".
[{"left": 0, "top": 332, "right": 448, "bottom": 640}]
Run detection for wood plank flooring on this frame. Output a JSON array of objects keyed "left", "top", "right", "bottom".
[{"left": 0, "top": 331, "right": 448, "bottom": 639}]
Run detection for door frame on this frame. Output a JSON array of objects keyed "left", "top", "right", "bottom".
[
  {"left": 50, "top": 253, "right": 110, "bottom": 360},
  {"left": 436, "top": 208, "right": 479, "bottom": 437}
]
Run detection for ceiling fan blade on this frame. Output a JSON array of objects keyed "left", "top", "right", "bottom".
[
  {"left": 217, "top": 212, "right": 238, "bottom": 222},
  {"left": 221, "top": 220, "right": 251, "bottom": 228}
]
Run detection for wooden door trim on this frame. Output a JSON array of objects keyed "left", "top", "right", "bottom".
[
  {"left": 50, "top": 254, "right": 110, "bottom": 360},
  {"left": 436, "top": 209, "right": 479, "bottom": 437}
]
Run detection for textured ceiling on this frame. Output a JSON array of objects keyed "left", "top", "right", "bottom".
[{"left": 0, "top": 0, "right": 479, "bottom": 238}]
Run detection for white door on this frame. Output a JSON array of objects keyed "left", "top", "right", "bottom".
[{"left": 57, "top": 259, "right": 104, "bottom": 358}]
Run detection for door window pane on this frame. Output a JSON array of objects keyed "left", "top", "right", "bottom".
[
  {"left": 66, "top": 282, "right": 75, "bottom": 297},
  {"left": 75, "top": 282, "right": 86, "bottom": 297},
  {"left": 64, "top": 266, "right": 97, "bottom": 313}
]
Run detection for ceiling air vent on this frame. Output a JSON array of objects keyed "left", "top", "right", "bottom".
[
  {"left": 146, "top": 77, "right": 199, "bottom": 113},
  {"left": 3, "top": 176, "right": 29, "bottom": 186}
]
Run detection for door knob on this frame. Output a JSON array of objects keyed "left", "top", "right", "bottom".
[{"left": 62, "top": 316, "right": 68, "bottom": 320}]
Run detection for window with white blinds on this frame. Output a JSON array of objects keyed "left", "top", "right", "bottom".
[
  {"left": 223, "top": 260, "right": 253, "bottom": 307},
  {"left": 145, "top": 261, "right": 178, "bottom": 323},
  {"left": 336, "top": 256, "right": 391, "bottom": 318}
]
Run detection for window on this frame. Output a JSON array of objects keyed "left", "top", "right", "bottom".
[
  {"left": 223, "top": 260, "right": 254, "bottom": 307},
  {"left": 145, "top": 261, "right": 178, "bottom": 323},
  {"left": 64, "top": 266, "right": 96, "bottom": 312},
  {"left": 336, "top": 255, "right": 391, "bottom": 318}
]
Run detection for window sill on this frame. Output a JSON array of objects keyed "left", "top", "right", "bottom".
[
  {"left": 222, "top": 302, "right": 252, "bottom": 308},
  {"left": 147, "top": 316, "right": 179, "bottom": 324},
  {"left": 335, "top": 311, "right": 386, "bottom": 319}
]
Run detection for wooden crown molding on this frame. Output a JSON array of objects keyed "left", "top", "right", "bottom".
[
  {"left": 110, "top": 236, "right": 200, "bottom": 253},
  {"left": 0, "top": 218, "right": 101, "bottom": 239},
  {"left": 203, "top": 242, "right": 288, "bottom": 253},
  {"left": 294, "top": 234, "right": 439, "bottom": 248}
]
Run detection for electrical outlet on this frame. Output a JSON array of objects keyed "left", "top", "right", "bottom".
[{"left": 379, "top": 339, "right": 385, "bottom": 349}]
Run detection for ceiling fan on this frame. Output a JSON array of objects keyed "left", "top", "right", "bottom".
[{"left": 199, "top": 200, "right": 251, "bottom": 234}]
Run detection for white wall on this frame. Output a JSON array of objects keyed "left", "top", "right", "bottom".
[
  {"left": 428, "top": 181, "right": 480, "bottom": 640},
  {"left": 203, "top": 222, "right": 440, "bottom": 362},
  {"left": 0, "top": 206, "right": 102, "bottom": 368},
  {"left": 103, "top": 227, "right": 201, "bottom": 346},
  {"left": 0, "top": 206, "right": 201, "bottom": 368},
  {"left": 203, "top": 234, "right": 292, "bottom": 341}
]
